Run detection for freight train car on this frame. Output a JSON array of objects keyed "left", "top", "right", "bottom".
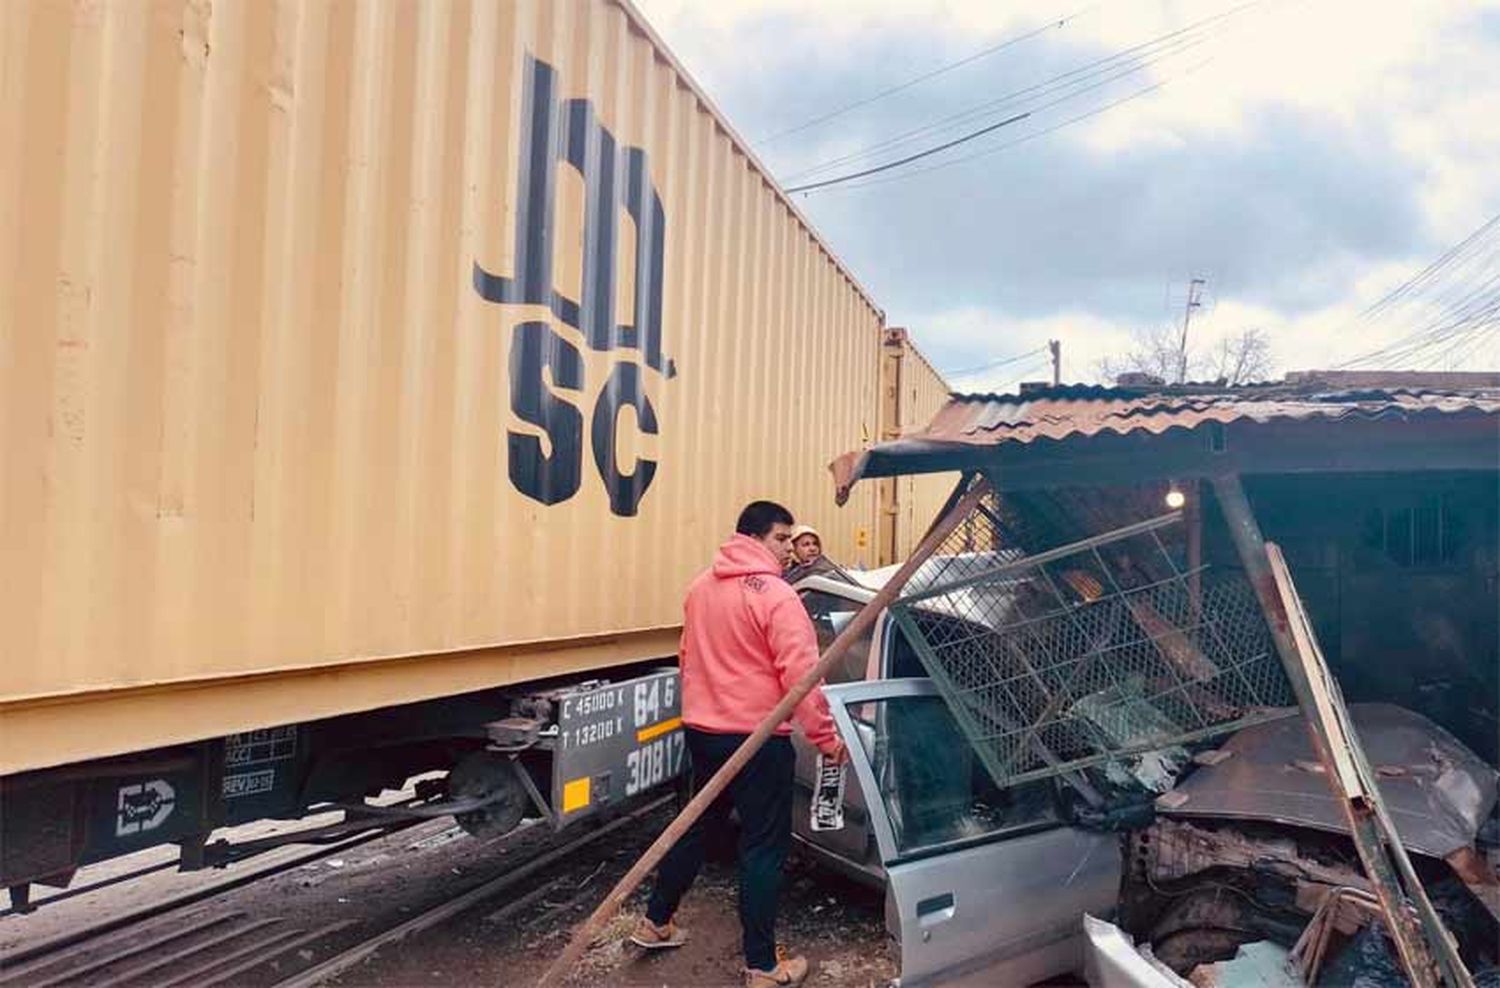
[{"left": 0, "top": 0, "right": 947, "bottom": 906}]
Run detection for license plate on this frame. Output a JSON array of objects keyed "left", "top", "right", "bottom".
[{"left": 810, "top": 755, "right": 847, "bottom": 832}]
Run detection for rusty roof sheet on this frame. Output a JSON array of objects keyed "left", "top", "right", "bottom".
[
  {"left": 918, "top": 386, "right": 1500, "bottom": 444},
  {"left": 832, "top": 384, "right": 1500, "bottom": 499}
]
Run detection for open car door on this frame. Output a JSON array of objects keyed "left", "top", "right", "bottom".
[
  {"left": 791, "top": 579, "right": 884, "bottom": 882},
  {"left": 823, "top": 678, "right": 1121, "bottom": 987}
]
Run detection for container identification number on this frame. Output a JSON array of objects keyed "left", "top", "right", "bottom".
[
  {"left": 633, "top": 677, "right": 676, "bottom": 728},
  {"left": 625, "top": 731, "right": 685, "bottom": 797}
]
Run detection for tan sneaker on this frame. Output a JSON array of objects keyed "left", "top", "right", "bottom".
[
  {"left": 629, "top": 916, "right": 688, "bottom": 950},
  {"left": 744, "top": 953, "right": 809, "bottom": 988}
]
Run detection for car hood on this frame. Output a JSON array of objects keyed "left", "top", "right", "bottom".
[{"left": 1158, "top": 703, "right": 1498, "bottom": 858}]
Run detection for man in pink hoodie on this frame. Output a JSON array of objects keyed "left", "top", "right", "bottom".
[{"left": 632, "top": 501, "right": 845, "bottom": 988}]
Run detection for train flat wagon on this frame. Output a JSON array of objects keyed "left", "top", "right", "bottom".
[{"left": 0, "top": 0, "right": 949, "bottom": 905}]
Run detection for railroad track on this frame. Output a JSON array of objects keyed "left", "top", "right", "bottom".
[
  {"left": 0, "top": 813, "right": 429, "bottom": 962},
  {"left": 0, "top": 795, "right": 670, "bottom": 988},
  {"left": 0, "top": 811, "right": 428, "bottom": 924}
]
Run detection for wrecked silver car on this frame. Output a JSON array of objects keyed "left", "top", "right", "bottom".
[
  {"left": 813, "top": 677, "right": 1498, "bottom": 986},
  {"left": 793, "top": 571, "right": 1500, "bottom": 985}
]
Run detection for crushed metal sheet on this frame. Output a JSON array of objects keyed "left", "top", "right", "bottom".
[
  {"left": 1083, "top": 914, "right": 1193, "bottom": 988},
  {"left": 1159, "top": 704, "right": 1499, "bottom": 859}
]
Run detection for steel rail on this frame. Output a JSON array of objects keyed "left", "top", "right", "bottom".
[
  {"left": 0, "top": 816, "right": 423, "bottom": 972},
  {"left": 270, "top": 794, "right": 674, "bottom": 988}
]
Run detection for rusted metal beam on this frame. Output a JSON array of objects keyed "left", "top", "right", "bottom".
[
  {"left": 1212, "top": 472, "right": 1472, "bottom": 988},
  {"left": 537, "top": 478, "right": 996, "bottom": 988}
]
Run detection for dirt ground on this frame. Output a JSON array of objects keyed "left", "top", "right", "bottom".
[
  {"left": 325, "top": 829, "right": 900, "bottom": 987},
  {"left": 547, "top": 853, "right": 897, "bottom": 987}
]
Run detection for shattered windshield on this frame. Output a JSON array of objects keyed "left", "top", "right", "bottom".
[{"left": 846, "top": 693, "right": 1061, "bottom": 857}]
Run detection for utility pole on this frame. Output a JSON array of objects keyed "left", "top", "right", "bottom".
[
  {"left": 1048, "top": 339, "right": 1061, "bottom": 386},
  {"left": 1177, "top": 277, "right": 1205, "bottom": 384}
]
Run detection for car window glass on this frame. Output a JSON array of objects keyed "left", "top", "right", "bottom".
[
  {"left": 800, "top": 590, "right": 874, "bottom": 685},
  {"left": 847, "top": 694, "right": 1059, "bottom": 856}
]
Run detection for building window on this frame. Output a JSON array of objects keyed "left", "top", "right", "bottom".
[{"left": 1362, "top": 494, "right": 1462, "bottom": 567}]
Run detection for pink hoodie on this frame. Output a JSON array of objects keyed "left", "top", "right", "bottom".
[{"left": 678, "top": 534, "right": 840, "bottom": 753}]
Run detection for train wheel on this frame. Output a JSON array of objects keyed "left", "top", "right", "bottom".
[{"left": 449, "top": 752, "right": 530, "bottom": 839}]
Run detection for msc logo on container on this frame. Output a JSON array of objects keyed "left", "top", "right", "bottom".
[{"left": 474, "top": 55, "right": 676, "bottom": 518}]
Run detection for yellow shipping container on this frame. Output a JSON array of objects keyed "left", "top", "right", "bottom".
[
  {"left": 0, "top": 0, "right": 886, "bottom": 774},
  {"left": 876, "top": 328, "right": 958, "bottom": 564}
]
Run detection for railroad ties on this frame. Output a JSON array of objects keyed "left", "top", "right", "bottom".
[{"left": 0, "top": 795, "right": 672, "bottom": 988}]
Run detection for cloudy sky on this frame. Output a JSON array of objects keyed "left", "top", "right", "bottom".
[{"left": 633, "top": 0, "right": 1500, "bottom": 391}]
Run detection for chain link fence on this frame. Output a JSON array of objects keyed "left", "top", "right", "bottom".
[{"left": 889, "top": 494, "right": 1294, "bottom": 789}]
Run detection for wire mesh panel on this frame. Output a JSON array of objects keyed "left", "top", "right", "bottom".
[{"left": 889, "top": 506, "right": 1295, "bottom": 789}]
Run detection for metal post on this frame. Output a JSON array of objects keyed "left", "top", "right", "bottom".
[
  {"left": 1186, "top": 480, "right": 1203, "bottom": 630},
  {"left": 536, "top": 479, "right": 996, "bottom": 988},
  {"left": 1048, "top": 339, "right": 1061, "bottom": 386},
  {"left": 1177, "top": 278, "right": 1204, "bottom": 384},
  {"left": 1212, "top": 473, "right": 1471, "bottom": 988}
]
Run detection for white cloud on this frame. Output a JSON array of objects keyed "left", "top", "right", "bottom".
[{"left": 633, "top": 0, "right": 1500, "bottom": 381}]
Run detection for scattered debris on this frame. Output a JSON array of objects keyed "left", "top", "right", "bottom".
[
  {"left": 1188, "top": 941, "right": 1300, "bottom": 988},
  {"left": 408, "top": 826, "right": 468, "bottom": 852},
  {"left": 1084, "top": 914, "right": 1194, "bottom": 987}
]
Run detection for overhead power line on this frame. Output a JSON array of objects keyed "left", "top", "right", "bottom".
[
  {"left": 965, "top": 356, "right": 1058, "bottom": 390},
  {"left": 832, "top": 60, "right": 1206, "bottom": 193},
  {"left": 785, "top": 111, "right": 1032, "bottom": 193},
  {"left": 757, "top": 7, "right": 1091, "bottom": 147},
  {"left": 1353, "top": 213, "right": 1500, "bottom": 326},
  {"left": 944, "top": 345, "right": 1048, "bottom": 379},
  {"left": 782, "top": 0, "right": 1253, "bottom": 185},
  {"left": 1334, "top": 211, "right": 1500, "bottom": 370},
  {"left": 781, "top": 31, "right": 1208, "bottom": 185},
  {"left": 780, "top": 0, "right": 1261, "bottom": 194}
]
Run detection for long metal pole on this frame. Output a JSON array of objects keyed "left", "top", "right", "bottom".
[{"left": 536, "top": 479, "right": 994, "bottom": 988}]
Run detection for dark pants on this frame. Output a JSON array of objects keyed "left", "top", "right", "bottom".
[{"left": 646, "top": 729, "right": 794, "bottom": 972}]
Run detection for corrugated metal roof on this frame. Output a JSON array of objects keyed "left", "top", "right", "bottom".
[
  {"left": 832, "top": 382, "right": 1500, "bottom": 500},
  {"left": 920, "top": 385, "right": 1500, "bottom": 445}
]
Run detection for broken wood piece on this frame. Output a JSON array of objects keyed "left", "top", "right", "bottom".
[
  {"left": 1444, "top": 846, "right": 1500, "bottom": 927},
  {"left": 1263, "top": 539, "right": 1472, "bottom": 988}
]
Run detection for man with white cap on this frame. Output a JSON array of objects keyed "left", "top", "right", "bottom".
[{"left": 782, "top": 525, "right": 845, "bottom": 584}]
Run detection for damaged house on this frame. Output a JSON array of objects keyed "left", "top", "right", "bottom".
[{"left": 821, "top": 372, "right": 1499, "bottom": 986}]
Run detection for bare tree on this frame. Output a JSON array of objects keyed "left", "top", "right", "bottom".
[
  {"left": 1204, "top": 328, "right": 1274, "bottom": 385},
  {"left": 1095, "top": 325, "right": 1187, "bottom": 384},
  {"left": 1097, "top": 325, "right": 1275, "bottom": 386}
]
